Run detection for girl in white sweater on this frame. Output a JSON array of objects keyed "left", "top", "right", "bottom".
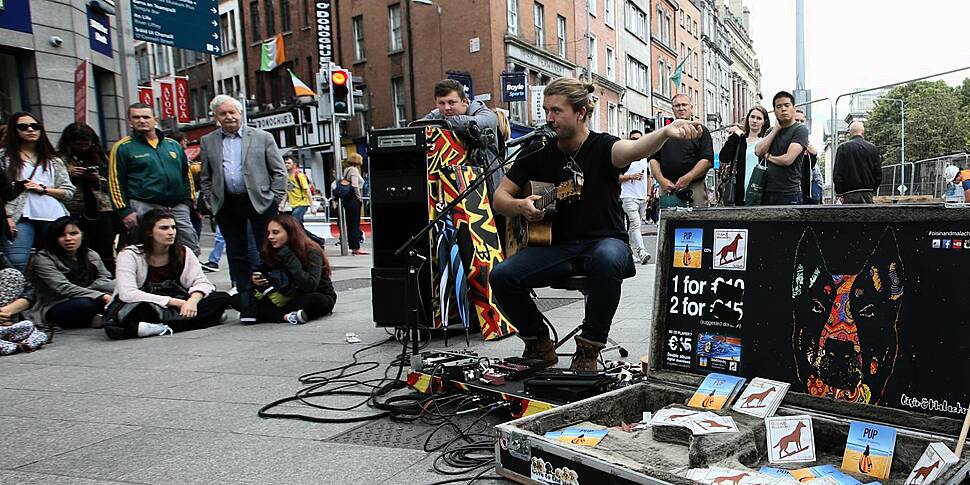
[{"left": 104, "top": 209, "right": 229, "bottom": 339}]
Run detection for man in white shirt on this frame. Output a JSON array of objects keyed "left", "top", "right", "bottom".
[{"left": 619, "top": 130, "right": 652, "bottom": 265}]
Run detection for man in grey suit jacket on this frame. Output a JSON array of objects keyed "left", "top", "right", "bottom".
[{"left": 199, "top": 94, "right": 286, "bottom": 323}]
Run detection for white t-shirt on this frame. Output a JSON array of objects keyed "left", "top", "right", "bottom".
[
  {"left": 620, "top": 160, "right": 650, "bottom": 199},
  {"left": 21, "top": 162, "right": 67, "bottom": 221}
]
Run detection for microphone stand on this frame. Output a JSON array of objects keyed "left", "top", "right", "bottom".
[{"left": 394, "top": 130, "right": 548, "bottom": 370}]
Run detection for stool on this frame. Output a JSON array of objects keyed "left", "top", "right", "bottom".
[{"left": 547, "top": 274, "right": 629, "bottom": 360}]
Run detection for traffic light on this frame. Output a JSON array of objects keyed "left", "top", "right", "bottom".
[
  {"left": 330, "top": 68, "right": 354, "bottom": 117},
  {"left": 660, "top": 116, "right": 674, "bottom": 127}
]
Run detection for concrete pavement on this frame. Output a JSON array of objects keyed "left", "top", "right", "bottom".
[{"left": 0, "top": 227, "right": 660, "bottom": 485}]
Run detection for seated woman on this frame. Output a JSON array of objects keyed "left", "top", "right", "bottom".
[
  {"left": 30, "top": 216, "right": 114, "bottom": 329},
  {"left": 0, "top": 263, "right": 48, "bottom": 355},
  {"left": 104, "top": 209, "right": 230, "bottom": 339},
  {"left": 251, "top": 214, "right": 336, "bottom": 324}
]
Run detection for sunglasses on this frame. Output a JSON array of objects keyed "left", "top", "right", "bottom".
[{"left": 16, "top": 123, "right": 42, "bottom": 132}]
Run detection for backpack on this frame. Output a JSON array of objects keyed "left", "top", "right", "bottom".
[{"left": 332, "top": 169, "right": 356, "bottom": 201}]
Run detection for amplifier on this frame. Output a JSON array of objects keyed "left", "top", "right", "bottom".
[{"left": 368, "top": 127, "right": 427, "bottom": 155}]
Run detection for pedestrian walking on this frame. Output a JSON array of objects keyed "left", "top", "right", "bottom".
[
  {"left": 108, "top": 104, "right": 199, "bottom": 253},
  {"left": 2, "top": 112, "right": 76, "bottom": 272},
  {"left": 339, "top": 153, "right": 367, "bottom": 255},
  {"left": 619, "top": 130, "right": 651, "bottom": 264},
  {"left": 199, "top": 95, "right": 286, "bottom": 323},
  {"left": 834, "top": 121, "right": 881, "bottom": 204}
]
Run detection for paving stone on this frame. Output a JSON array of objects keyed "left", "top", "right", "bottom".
[
  {"left": 0, "top": 470, "right": 141, "bottom": 485},
  {"left": 0, "top": 416, "right": 139, "bottom": 469}
]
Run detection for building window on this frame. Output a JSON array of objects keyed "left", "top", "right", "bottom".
[
  {"left": 587, "top": 35, "right": 597, "bottom": 74},
  {"left": 588, "top": 0, "right": 596, "bottom": 16},
  {"left": 666, "top": 63, "right": 672, "bottom": 97},
  {"left": 556, "top": 15, "right": 566, "bottom": 58},
  {"left": 605, "top": 0, "right": 614, "bottom": 27},
  {"left": 388, "top": 4, "right": 402, "bottom": 51},
  {"left": 280, "top": 0, "right": 290, "bottom": 32},
  {"left": 135, "top": 47, "right": 150, "bottom": 84},
  {"left": 507, "top": 0, "right": 519, "bottom": 35},
  {"left": 534, "top": 3, "right": 544, "bottom": 48},
  {"left": 220, "top": 11, "right": 236, "bottom": 53},
  {"left": 605, "top": 46, "right": 615, "bottom": 81},
  {"left": 265, "top": 0, "right": 275, "bottom": 35},
  {"left": 154, "top": 45, "right": 170, "bottom": 76},
  {"left": 693, "top": 20, "right": 698, "bottom": 38},
  {"left": 608, "top": 103, "right": 617, "bottom": 135},
  {"left": 625, "top": 55, "right": 648, "bottom": 93},
  {"left": 250, "top": 1, "right": 260, "bottom": 39},
  {"left": 392, "top": 77, "right": 406, "bottom": 127},
  {"left": 353, "top": 15, "right": 365, "bottom": 60},
  {"left": 588, "top": 95, "right": 599, "bottom": 130},
  {"left": 624, "top": 1, "right": 647, "bottom": 42},
  {"left": 303, "top": 0, "right": 310, "bottom": 28}
]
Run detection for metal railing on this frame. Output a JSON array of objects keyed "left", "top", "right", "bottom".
[{"left": 876, "top": 153, "right": 968, "bottom": 197}]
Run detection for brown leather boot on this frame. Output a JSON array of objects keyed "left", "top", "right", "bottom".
[
  {"left": 570, "top": 336, "right": 605, "bottom": 371},
  {"left": 521, "top": 335, "right": 559, "bottom": 367}
]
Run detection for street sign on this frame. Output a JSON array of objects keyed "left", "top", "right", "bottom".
[
  {"left": 500, "top": 72, "right": 527, "bottom": 102},
  {"left": 447, "top": 71, "right": 473, "bottom": 99},
  {"left": 87, "top": 6, "right": 112, "bottom": 57},
  {"left": 530, "top": 85, "right": 546, "bottom": 124},
  {"left": 131, "top": 0, "right": 221, "bottom": 55},
  {"left": 316, "top": 1, "right": 333, "bottom": 67}
]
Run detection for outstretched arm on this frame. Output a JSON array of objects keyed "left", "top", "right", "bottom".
[{"left": 611, "top": 120, "right": 704, "bottom": 169}]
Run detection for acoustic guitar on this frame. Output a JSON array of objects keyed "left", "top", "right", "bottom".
[{"left": 504, "top": 178, "right": 583, "bottom": 258}]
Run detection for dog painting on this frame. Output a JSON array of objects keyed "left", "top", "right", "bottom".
[{"left": 791, "top": 227, "right": 904, "bottom": 404}]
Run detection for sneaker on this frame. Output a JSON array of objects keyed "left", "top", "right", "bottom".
[
  {"left": 137, "top": 322, "right": 174, "bottom": 337},
  {"left": 90, "top": 314, "right": 104, "bottom": 329},
  {"left": 351, "top": 249, "right": 370, "bottom": 255},
  {"left": 285, "top": 310, "right": 307, "bottom": 325},
  {"left": 637, "top": 249, "right": 652, "bottom": 265},
  {"left": 201, "top": 261, "right": 219, "bottom": 272}
]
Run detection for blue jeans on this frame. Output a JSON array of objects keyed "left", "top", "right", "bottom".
[
  {"left": 46, "top": 297, "right": 106, "bottom": 328},
  {"left": 3, "top": 218, "right": 52, "bottom": 272},
  {"left": 489, "top": 238, "right": 635, "bottom": 344},
  {"left": 208, "top": 224, "right": 260, "bottom": 268},
  {"left": 292, "top": 205, "right": 308, "bottom": 223},
  {"left": 762, "top": 191, "right": 802, "bottom": 205}
]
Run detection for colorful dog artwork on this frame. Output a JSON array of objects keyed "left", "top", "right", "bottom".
[{"left": 791, "top": 228, "right": 904, "bottom": 405}]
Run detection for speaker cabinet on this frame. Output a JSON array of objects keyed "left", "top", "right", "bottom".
[{"left": 371, "top": 266, "right": 431, "bottom": 327}]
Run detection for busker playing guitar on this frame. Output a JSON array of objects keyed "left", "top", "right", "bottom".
[{"left": 490, "top": 77, "right": 704, "bottom": 370}]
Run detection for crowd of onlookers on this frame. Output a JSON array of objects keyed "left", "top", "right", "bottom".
[{"left": 0, "top": 101, "right": 347, "bottom": 355}]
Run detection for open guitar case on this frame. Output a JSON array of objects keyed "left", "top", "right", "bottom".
[{"left": 495, "top": 205, "right": 970, "bottom": 484}]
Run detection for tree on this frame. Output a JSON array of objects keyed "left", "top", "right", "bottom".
[{"left": 865, "top": 80, "right": 969, "bottom": 166}]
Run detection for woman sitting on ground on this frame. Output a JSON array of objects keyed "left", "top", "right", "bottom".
[
  {"left": 0, "top": 262, "right": 47, "bottom": 355},
  {"left": 29, "top": 216, "right": 114, "bottom": 330},
  {"left": 104, "top": 209, "right": 230, "bottom": 339},
  {"left": 251, "top": 214, "right": 336, "bottom": 324}
]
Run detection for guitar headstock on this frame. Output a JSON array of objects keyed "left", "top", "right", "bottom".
[{"left": 556, "top": 177, "right": 583, "bottom": 203}]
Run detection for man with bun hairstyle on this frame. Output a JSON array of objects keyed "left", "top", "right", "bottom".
[{"left": 490, "top": 77, "right": 704, "bottom": 370}]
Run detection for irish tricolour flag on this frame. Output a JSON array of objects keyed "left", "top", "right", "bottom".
[
  {"left": 259, "top": 33, "right": 286, "bottom": 71},
  {"left": 288, "top": 70, "right": 316, "bottom": 97}
]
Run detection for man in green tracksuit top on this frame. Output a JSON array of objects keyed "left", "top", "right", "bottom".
[{"left": 109, "top": 103, "right": 199, "bottom": 253}]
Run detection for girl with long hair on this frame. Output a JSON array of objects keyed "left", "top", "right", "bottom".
[
  {"left": 57, "top": 123, "right": 118, "bottom": 272},
  {"left": 30, "top": 216, "right": 114, "bottom": 330},
  {"left": 717, "top": 106, "right": 771, "bottom": 206},
  {"left": 1, "top": 112, "right": 76, "bottom": 271},
  {"left": 104, "top": 209, "right": 229, "bottom": 339},
  {"left": 250, "top": 214, "right": 335, "bottom": 324}
]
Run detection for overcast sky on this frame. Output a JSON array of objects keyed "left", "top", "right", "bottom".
[{"left": 742, "top": 0, "right": 970, "bottom": 141}]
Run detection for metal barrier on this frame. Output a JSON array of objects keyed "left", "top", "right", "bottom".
[{"left": 877, "top": 153, "right": 968, "bottom": 197}]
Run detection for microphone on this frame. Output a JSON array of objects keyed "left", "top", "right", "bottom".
[{"left": 507, "top": 124, "right": 558, "bottom": 148}]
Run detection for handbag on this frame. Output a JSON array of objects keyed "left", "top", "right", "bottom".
[
  {"left": 719, "top": 138, "right": 743, "bottom": 207},
  {"left": 744, "top": 158, "right": 768, "bottom": 206}
]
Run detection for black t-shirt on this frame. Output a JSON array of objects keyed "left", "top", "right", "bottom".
[
  {"left": 649, "top": 125, "right": 714, "bottom": 181},
  {"left": 506, "top": 131, "right": 625, "bottom": 243},
  {"left": 765, "top": 123, "right": 809, "bottom": 193}
]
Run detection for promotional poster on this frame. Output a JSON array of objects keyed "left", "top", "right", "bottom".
[{"left": 658, "top": 213, "right": 970, "bottom": 419}]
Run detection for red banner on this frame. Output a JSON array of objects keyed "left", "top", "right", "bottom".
[
  {"left": 174, "top": 77, "right": 191, "bottom": 123},
  {"left": 160, "top": 81, "right": 175, "bottom": 119},
  {"left": 74, "top": 61, "right": 88, "bottom": 125},
  {"left": 138, "top": 86, "right": 154, "bottom": 106}
]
